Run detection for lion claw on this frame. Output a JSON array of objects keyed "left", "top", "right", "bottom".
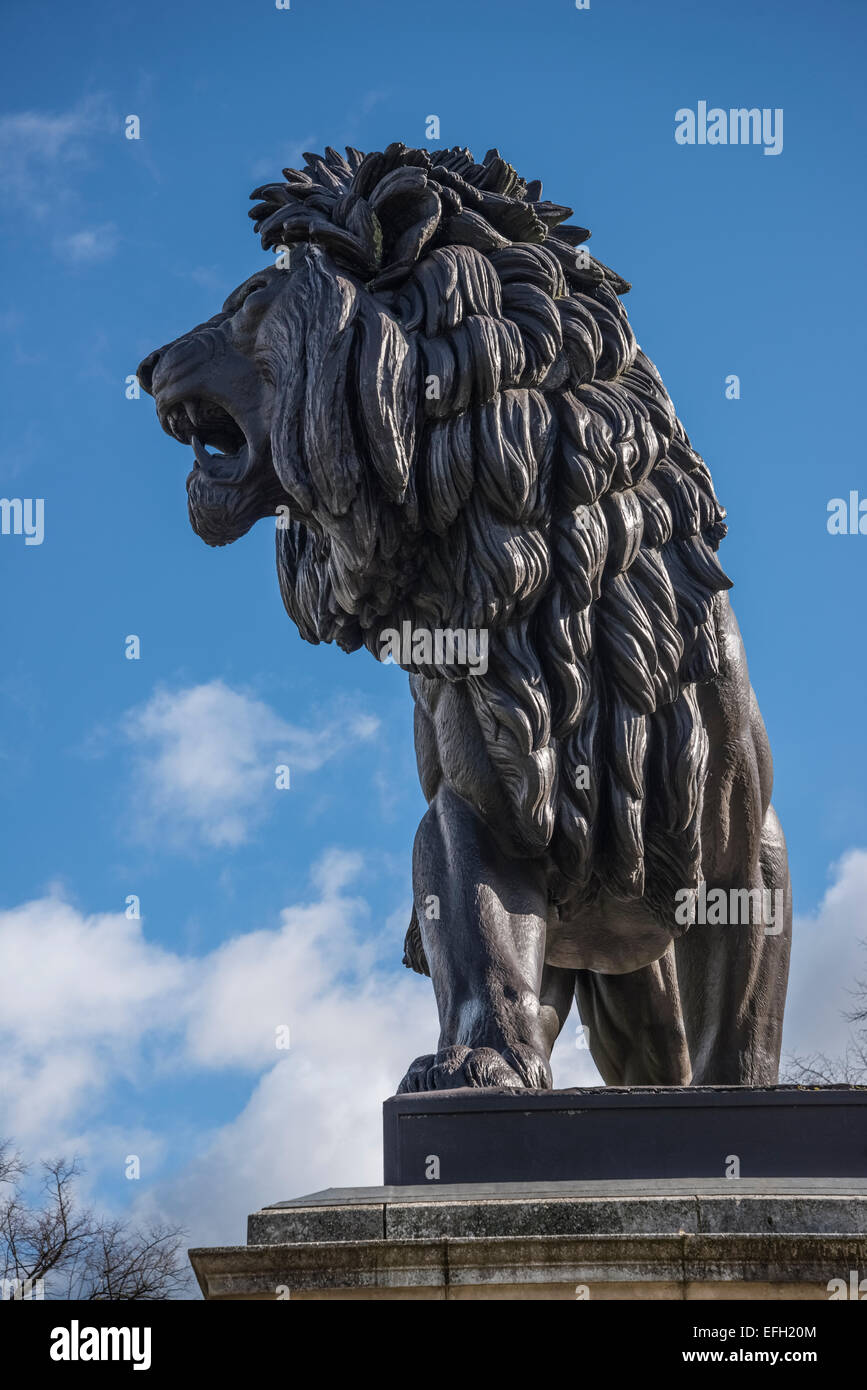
[{"left": 397, "top": 1043, "right": 551, "bottom": 1093}]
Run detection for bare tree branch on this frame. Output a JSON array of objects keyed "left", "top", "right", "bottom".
[
  {"left": 0, "top": 1143, "right": 192, "bottom": 1300},
  {"left": 782, "top": 956, "right": 867, "bottom": 1084}
]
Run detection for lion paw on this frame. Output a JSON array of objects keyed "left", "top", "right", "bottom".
[{"left": 397, "top": 1043, "right": 551, "bottom": 1093}]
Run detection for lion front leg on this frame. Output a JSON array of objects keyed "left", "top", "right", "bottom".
[{"left": 398, "top": 785, "right": 552, "bottom": 1093}]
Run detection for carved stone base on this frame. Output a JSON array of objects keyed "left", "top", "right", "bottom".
[{"left": 189, "top": 1178, "right": 867, "bottom": 1301}]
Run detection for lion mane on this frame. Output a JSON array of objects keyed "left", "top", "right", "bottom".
[{"left": 249, "top": 143, "right": 731, "bottom": 921}]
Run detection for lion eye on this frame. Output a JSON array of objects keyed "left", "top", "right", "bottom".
[{"left": 227, "top": 278, "right": 269, "bottom": 313}]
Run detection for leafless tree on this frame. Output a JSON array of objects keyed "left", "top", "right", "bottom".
[
  {"left": 0, "top": 1142, "right": 192, "bottom": 1300},
  {"left": 782, "top": 947, "right": 867, "bottom": 1084}
]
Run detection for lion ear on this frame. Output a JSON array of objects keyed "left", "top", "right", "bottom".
[{"left": 354, "top": 297, "right": 418, "bottom": 503}]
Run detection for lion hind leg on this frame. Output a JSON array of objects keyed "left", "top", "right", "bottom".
[
  {"left": 674, "top": 803, "right": 792, "bottom": 1085},
  {"left": 574, "top": 945, "right": 692, "bottom": 1085},
  {"left": 538, "top": 961, "right": 578, "bottom": 1059}
]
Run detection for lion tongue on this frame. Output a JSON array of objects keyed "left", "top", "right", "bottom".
[{"left": 191, "top": 433, "right": 248, "bottom": 484}]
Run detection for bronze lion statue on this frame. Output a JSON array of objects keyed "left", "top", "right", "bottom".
[{"left": 139, "top": 143, "right": 791, "bottom": 1092}]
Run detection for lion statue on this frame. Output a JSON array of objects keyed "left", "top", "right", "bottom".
[{"left": 139, "top": 142, "right": 791, "bottom": 1092}]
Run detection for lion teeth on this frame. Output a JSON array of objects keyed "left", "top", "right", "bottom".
[{"left": 192, "top": 434, "right": 215, "bottom": 468}]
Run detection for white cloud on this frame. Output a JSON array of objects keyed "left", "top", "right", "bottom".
[
  {"left": 0, "top": 855, "right": 435, "bottom": 1245},
  {"left": 149, "top": 892, "right": 436, "bottom": 1246},
  {"left": 783, "top": 849, "right": 867, "bottom": 1060},
  {"left": 0, "top": 94, "right": 115, "bottom": 206},
  {"left": 122, "top": 680, "right": 379, "bottom": 848},
  {"left": 62, "top": 222, "right": 119, "bottom": 263},
  {"left": 0, "top": 897, "right": 186, "bottom": 1140},
  {"left": 550, "top": 1022, "right": 605, "bottom": 1086},
  {"left": 184, "top": 851, "right": 374, "bottom": 1071}
]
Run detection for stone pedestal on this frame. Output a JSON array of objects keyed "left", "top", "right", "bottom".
[
  {"left": 189, "top": 1177, "right": 867, "bottom": 1300},
  {"left": 189, "top": 1086, "right": 867, "bottom": 1300}
]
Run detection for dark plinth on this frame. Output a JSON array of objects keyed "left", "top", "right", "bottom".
[{"left": 383, "top": 1086, "right": 867, "bottom": 1186}]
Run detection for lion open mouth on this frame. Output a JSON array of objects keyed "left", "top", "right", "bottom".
[{"left": 162, "top": 397, "right": 250, "bottom": 485}]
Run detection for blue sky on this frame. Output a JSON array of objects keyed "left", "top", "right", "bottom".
[{"left": 1, "top": 0, "right": 866, "bottom": 1256}]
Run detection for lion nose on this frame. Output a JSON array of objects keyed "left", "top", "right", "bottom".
[{"left": 136, "top": 349, "right": 161, "bottom": 396}]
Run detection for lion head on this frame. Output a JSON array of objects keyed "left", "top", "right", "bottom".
[{"left": 139, "top": 142, "right": 731, "bottom": 917}]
